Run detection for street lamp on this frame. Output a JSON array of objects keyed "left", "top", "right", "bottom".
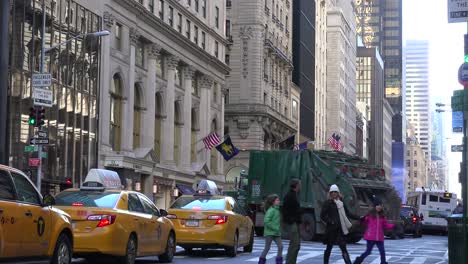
[{"left": 44, "top": 30, "right": 110, "bottom": 53}]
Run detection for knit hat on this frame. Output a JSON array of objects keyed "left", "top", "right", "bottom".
[
  {"left": 372, "top": 196, "right": 383, "bottom": 206},
  {"left": 329, "top": 184, "right": 340, "bottom": 193}
]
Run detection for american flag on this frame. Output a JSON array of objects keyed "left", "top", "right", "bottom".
[
  {"left": 203, "top": 132, "right": 221, "bottom": 150},
  {"left": 328, "top": 133, "right": 342, "bottom": 151}
]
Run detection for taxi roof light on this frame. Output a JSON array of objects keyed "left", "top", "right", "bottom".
[
  {"left": 81, "top": 169, "right": 123, "bottom": 191},
  {"left": 195, "top": 180, "right": 219, "bottom": 196}
]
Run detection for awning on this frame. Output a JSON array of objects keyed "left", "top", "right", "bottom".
[{"left": 176, "top": 184, "right": 195, "bottom": 195}]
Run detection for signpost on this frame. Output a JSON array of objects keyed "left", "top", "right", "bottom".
[
  {"left": 29, "top": 137, "right": 49, "bottom": 145},
  {"left": 453, "top": 111, "right": 464, "bottom": 133},
  {"left": 38, "top": 131, "right": 47, "bottom": 138},
  {"left": 29, "top": 158, "right": 40, "bottom": 167},
  {"left": 24, "top": 145, "right": 38, "bottom": 152},
  {"left": 32, "top": 88, "right": 53, "bottom": 107},
  {"left": 452, "top": 145, "right": 464, "bottom": 152},
  {"left": 31, "top": 73, "right": 51, "bottom": 87},
  {"left": 448, "top": 0, "right": 468, "bottom": 23}
]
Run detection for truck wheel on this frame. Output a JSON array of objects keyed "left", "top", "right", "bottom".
[
  {"left": 300, "top": 213, "right": 316, "bottom": 241},
  {"left": 254, "top": 227, "right": 264, "bottom": 237}
]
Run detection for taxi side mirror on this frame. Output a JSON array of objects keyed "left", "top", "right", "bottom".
[
  {"left": 159, "top": 209, "right": 168, "bottom": 217},
  {"left": 43, "top": 194, "right": 56, "bottom": 206}
]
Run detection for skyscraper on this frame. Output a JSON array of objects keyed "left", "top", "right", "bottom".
[{"left": 405, "top": 40, "right": 431, "bottom": 161}]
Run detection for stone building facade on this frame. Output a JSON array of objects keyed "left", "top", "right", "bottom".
[
  {"left": 224, "top": 0, "right": 300, "bottom": 173},
  {"left": 326, "top": 0, "right": 357, "bottom": 154},
  {"left": 96, "top": 0, "right": 229, "bottom": 209},
  {"left": 406, "top": 123, "right": 428, "bottom": 195},
  {"left": 315, "top": 0, "right": 328, "bottom": 149}
]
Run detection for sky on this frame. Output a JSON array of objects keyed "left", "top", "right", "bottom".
[{"left": 403, "top": 0, "right": 466, "bottom": 196}]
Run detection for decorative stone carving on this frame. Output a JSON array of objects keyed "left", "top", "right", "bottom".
[
  {"left": 166, "top": 55, "right": 180, "bottom": 70},
  {"left": 129, "top": 28, "right": 140, "bottom": 46},
  {"left": 239, "top": 26, "right": 254, "bottom": 79},
  {"left": 147, "top": 43, "right": 162, "bottom": 59},
  {"left": 199, "top": 75, "right": 214, "bottom": 89},
  {"left": 103, "top": 12, "right": 115, "bottom": 30},
  {"left": 183, "top": 66, "right": 196, "bottom": 79},
  {"left": 237, "top": 118, "right": 251, "bottom": 139}
]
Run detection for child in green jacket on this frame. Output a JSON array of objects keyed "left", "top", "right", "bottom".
[{"left": 259, "top": 194, "right": 283, "bottom": 264}]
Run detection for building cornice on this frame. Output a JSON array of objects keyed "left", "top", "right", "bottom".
[
  {"left": 112, "top": 0, "right": 230, "bottom": 75},
  {"left": 225, "top": 104, "right": 297, "bottom": 132}
]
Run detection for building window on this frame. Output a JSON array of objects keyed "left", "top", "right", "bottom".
[
  {"left": 406, "top": 160, "right": 410, "bottom": 167},
  {"left": 286, "top": 15, "right": 288, "bottom": 28},
  {"left": 169, "top": 6, "right": 174, "bottom": 26},
  {"left": 149, "top": 0, "right": 155, "bottom": 13},
  {"left": 215, "top": 41, "right": 219, "bottom": 58},
  {"left": 178, "top": 13, "right": 183, "bottom": 33},
  {"left": 201, "top": 31, "right": 206, "bottom": 50},
  {"left": 414, "top": 160, "right": 417, "bottom": 167},
  {"left": 215, "top": 6, "right": 219, "bottom": 28},
  {"left": 202, "top": 0, "right": 206, "bottom": 18},
  {"left": 115, "top": 23, "right": 122, "bottom": 50},
  {"left": 159, "top": 0, "right": 164, "bottom": 20},
  {"left": 194, "top": 26, "right": 199, "bottom": 44},
  {"left": 414, "top": 171, "right": 418, "bottom": 178},
  {"left": 175, "top": 64, "right": 182, "bottom": 87},
  {"left": 192, "top": 75, "right": 199, "bottom": 95},
  {"left": 195, "top": 0, "right": 199, "bottom": 12},
  {"left": 186, "top": 19, "right": 191, "bottom": 39},
  {"left": 156, "top": 54, "right": 165, "bottom": 79},
  {"left": 225, "top": 54, "right": 230, "bottom": 65},
  {"left": 111, "top": 74, "right": 123, "bottom": 151},
  {"left": 136, "top": 40, "right": 145, "bottom": 67},
  {"left": 264, "top": 93, "right": 267, "bottom": 104},
  {"left": 226, "top": 20, "right": 231, "bottom": 37},
  {"left": 133, "top": 84, "right": 143, "bottom": 149},
  {"left": 292, "top": 99, "right": 298, "bottom": 119}
]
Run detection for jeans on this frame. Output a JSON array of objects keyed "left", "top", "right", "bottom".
[
  {"left": 285, "top": 223, "right": 301, "bottom": 264},
  {"left": 261, "top": 236, "right": 283, "bottom": 258},
  {"left": 359, "top": 240, "right": 386, "bottom": 262}
]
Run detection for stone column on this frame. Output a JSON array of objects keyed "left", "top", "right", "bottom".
[
  {"left": 197, "top": 75, "right": 213, "bottom": 168},
  {"left": 180, "top": 66, "right": 196, "bottom": 171},
  {"left": 160, "top": 55, "right": 179, "bottom": 166},
  {"left": 99, "top": 12, "right": 114, "bottom": 153},
  {"left": 120, "top": 28, "right": 139, "bottom": 152},
  {"left": 143, "top": 44, "right": 161, "bottom": 148}
]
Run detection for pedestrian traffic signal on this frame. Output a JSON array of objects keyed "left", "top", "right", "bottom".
[
  {"left": 28, "top": 107, "right": 36, "bottom": 125},
  {"left": 36, "top": 107, "right": 45, "bottom": 127}
]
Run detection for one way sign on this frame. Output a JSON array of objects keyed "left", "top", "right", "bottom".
[{"left": 30, "top": 137, "right": 49, "bottom": 145}]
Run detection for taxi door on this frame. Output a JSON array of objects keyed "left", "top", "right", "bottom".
[
  {"left": 138, "top": 194, "right": 163, "bottom": 254},
  {"left": 10, "top": 171, "right": 50, "bottom": 257},
  {"left": 128, "top": 193, "right": 152, "bottom": 255},
  {"left": 0, "top": 170, "right": 23, "bottom": 258}
]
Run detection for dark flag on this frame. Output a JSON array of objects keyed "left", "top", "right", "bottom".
[
  {"left": 278, "top": 134, "right": 295, "bottom": 150},
  {"left": 215, "top": 136, "right": 240, "bottom": 161}
]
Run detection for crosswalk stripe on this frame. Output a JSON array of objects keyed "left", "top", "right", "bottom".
[
  {"left": 410, "top": 257, "right": 427, "bottom": 264},
  {"left": 296, "top": 251, "right": 323, "bottom": 263}
]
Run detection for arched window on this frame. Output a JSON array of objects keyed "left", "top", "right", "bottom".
[
  {"left": 133, "top": 84, "right": 143, "bottom": 149},
  {"left": 110, "top": 74, "right": 123, "bottom": 151},
  {"left": 210, "top": 119, "right": 218, "bottom": 173},
  {"left": 154, "top": 92, "right": 163, "bottom": 161}
]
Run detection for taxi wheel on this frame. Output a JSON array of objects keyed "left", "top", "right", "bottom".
[
  {"left": 226, "top": 231, "right": 239, "bottom": 257},
  {"left": 119, "top": 235, "right": 137, "bottom": 264},
  {"left": 243, "top": 229, "right": 254, "bottom": 253},
  {"left": 159, "top": 232, "right": 176, "bottom": 263},
  {"left": 51, "top": 233, "right": 72, "bottom": 264}
]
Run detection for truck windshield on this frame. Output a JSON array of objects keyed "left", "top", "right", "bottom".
[
  {"left": 55, "top": 191, "right": 120, "bottom": 208},
  {"left": 171, "top": 197, "right": 226, "bottom": 210}
]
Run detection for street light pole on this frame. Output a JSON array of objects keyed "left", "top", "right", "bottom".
[{"left": 0, "top": 0, "right": 10, "bottom": 165}]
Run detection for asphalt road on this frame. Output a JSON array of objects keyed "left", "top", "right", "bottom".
[{"left": 9, "top": 234, "right": 448, "bottom": 264}]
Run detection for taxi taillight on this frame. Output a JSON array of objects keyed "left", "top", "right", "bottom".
[
  {"left": 87, "top": 214, "right": 116, "bottom": 227},
  {"left": 412, "top": 217, "right": 417, "bottom": 223},
  {"left": 166, "top": 214, "right": 177, "bottom": 219},
  {"left": 208, "top": 215, "right": 228, "bottom": 225}
]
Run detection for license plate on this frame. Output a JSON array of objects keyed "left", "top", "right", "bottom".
[{"left": 185, "top": 220, "right": 199, "bottom": 227}]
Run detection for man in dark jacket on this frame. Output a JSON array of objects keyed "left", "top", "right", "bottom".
[{"left": 282, "top": 178, "right": 302, "bottom": 264}]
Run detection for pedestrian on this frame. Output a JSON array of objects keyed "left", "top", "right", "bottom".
[
  {"left": 282, "top": 178, "right": 302, "bottom": 264},
  {"left": 258, "top": 194, "right": 283, "bottom": 264},
  {"left": 353, "top": 197, "right": 394, "bottom": 264},
  {"left": 320, "top": 184, "right": 360, "bottom": 264}
]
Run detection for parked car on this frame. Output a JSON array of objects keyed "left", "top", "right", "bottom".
[{"left": 400, "top": 205, "right": 423, "bottom": 238}]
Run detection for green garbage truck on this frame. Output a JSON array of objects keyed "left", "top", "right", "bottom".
[{"left": 229, "top": 150, "right": 402, "bottom": 242}]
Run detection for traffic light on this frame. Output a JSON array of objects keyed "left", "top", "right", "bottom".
[
  {"left": 36, "top": 107, "right": 45, "bottom": 127},
  {"left": 28, "top": 107, "right": 36, "bottom": 125}
]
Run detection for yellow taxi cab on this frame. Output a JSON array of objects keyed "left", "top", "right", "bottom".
[
  {"left": 0, "top": 165, "right": 73, "bottom": 264},
  {"left": 54, "top": 169, "right": 176, "bottom": 264},
  {"left": 167, "top": 180, "right": 254, "bottom": 257}
]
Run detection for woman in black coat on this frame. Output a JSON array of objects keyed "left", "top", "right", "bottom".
[{"left": 320, "top": 184, "right": 360, "bottom": 264}]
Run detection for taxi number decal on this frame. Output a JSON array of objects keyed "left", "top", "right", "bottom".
[
  {"left": 1, "top": 217, "right": 15, "bottom": 225},
  {"left": 37, "top": 216, "right": 45, "bottom": 236}
]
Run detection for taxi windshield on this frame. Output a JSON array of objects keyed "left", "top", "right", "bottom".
[
  {"left": 171, "top": 197, "right": 226, "bottom": 210},
  {"left": 55, "top": 191, "right": 120, "bottom": 208}
]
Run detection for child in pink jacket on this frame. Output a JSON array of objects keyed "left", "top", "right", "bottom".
[{"left": 354, "top": 197, "right": 394, "bottom": 264}]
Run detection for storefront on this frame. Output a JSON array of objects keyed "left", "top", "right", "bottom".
[{"left": 8, "top": 0, "right": 102, "bottom": 194}]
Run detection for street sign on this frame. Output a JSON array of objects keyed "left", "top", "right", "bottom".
[
  {"left": 33, "top": 88, "right": 53, "bottom": 107},
  {"left": 38, "top": 131, "right": 47, "bottom": 138},
  {"left": 31, "top": 73, "right": 52, "bottom": 87},
  {"left": 29, "top": 158, "right": 41, "bottom": 167},
  {"left": 24, "top": 145, "right": 38, "bottom": 152},
  {"left": 29, "top": 137, "right": 49, "bottom": 145},
  {"left": 448, "top": 0, "right": 468, "bottom": 23},
  {"left": 453, "top": 111, "right": 464, "bottom": 133},
  {"left": 452, "top": 145, "right": 464, "bottom": 152},
  {"left": 41, "top": 152, "right": 48, "bottom": 159}
]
